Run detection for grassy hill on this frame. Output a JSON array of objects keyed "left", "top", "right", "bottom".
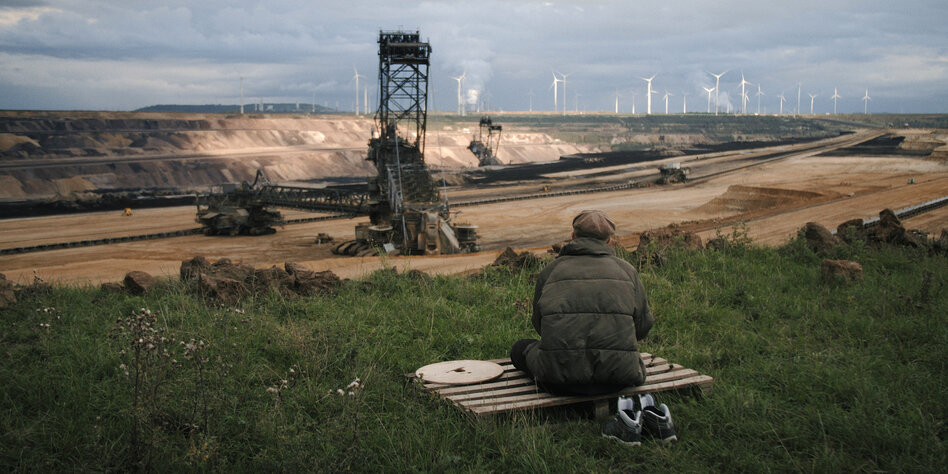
[{"left": 2, "top": 234, "right": 945, "bottom": 471}]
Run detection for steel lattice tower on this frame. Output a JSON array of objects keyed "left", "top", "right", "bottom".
[{"left": 374, "top": 30, "right": 431, "bottom": 153}]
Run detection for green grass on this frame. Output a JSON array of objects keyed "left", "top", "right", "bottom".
[{"left": 2, "top": 238, "right": 946, "bottom": 472}]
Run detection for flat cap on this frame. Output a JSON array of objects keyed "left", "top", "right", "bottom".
[{"left": 572, "top": 209, "right": 616, "bottom": 240}]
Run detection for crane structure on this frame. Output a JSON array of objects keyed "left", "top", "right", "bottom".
[
  {"left": 195, "top": 30, "right": 479, "bottom": 255},
  {"left": 467, "top": 116, "right": 503, "bottom": 166}
]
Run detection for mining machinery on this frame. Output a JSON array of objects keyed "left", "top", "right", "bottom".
[
  {"left": 195, "top": 170, "right": 368, "bottom": 236},
  {"left": 195, "top": 170, "right": 283, "bottom": 235},
  {"left": 468, "top": 116, "right": 503, "bottom": 166},
  {"left": 657, "top": 162, "right": 690, "bottom": 184},
  {"left": 333, "top": 29, "right": 479, "bottom": 256},
  {"left": 195, "top": 30, "right": 479, "bottom": 255}
]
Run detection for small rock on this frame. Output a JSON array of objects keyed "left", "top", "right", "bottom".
[
  {"left": 285, "top": 262, "right": 314, "bottom": 278},
  {"left": 252, "top": 266, "right": 293, "bottom": 292},
  {"left": 821, "top": 259, "right": 863, "bottom": 283},
  {"left": 124, "top": 271, "right": 156, "bottom": 295},
  {"left": 803, "top": 222, "right": 842, "bottom": 255},
  {"left": 198, "top": 273, "right": 248, "bottom": 304},
  {"left": 180, "top": 256, "right": 211, "bottom": 282},
  {"left": 836, "top": 219, "right": 864, "bottom": 242}
]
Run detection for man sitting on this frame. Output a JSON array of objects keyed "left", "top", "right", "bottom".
[{"left": 510, "top": 210, "right": 674, "bottom": 445}]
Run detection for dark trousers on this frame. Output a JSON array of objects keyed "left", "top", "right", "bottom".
[{"left": 509, "top": 338, "right": 624, "bottom": 396}]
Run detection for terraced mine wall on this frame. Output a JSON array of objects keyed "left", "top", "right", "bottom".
[{"left": 5, "top": 111, "right": 923, "bottom": 214}]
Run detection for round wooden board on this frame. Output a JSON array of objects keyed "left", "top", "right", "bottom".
[{"left": 415, "top": 360, "right": 504, "bottom": 385}]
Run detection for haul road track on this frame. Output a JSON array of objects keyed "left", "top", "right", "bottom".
[{"left": 1, "top": 129, "right": 946, "bottom": 285}]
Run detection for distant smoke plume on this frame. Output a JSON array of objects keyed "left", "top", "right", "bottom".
[{"left": 466, "top": 88, "right": 479, "bottom": 106}]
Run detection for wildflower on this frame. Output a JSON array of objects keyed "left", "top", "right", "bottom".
[
  {"left": 336, "top": 389, "right": 345, "bottom": 396},
  {"left": 267, "top": 387, "right": 279, "bottom": 394}
]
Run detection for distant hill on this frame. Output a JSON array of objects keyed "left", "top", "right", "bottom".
[{"left": 134, "top": 103, "right": 339, "bottom": 114}]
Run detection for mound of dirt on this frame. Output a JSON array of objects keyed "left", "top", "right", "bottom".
[
  {"left": 181, "top": 256, "right": 342, "bottom": 303},
  {"left": 491, "top": 247, "right": 541, "bottom": 271},
  {"left": 695, "top": 185, "right": 827, "bottom": 215},
  {"left": 639, "top": 228, "right": 704, "bottom": 251}
]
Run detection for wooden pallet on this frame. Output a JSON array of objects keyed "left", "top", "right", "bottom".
[{"left": 410, "top": 353, "right": 713, "bottom": 418}]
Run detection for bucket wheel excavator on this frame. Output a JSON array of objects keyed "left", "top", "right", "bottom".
[
  {"left": 468, "top": 116, "right": 503, "bottom": 166},
  {"left": 333, "top": 30, "right": 479, "bottom": 256},
  {"left": 195, "top": 30, "right": 479, "bottom": 256}
]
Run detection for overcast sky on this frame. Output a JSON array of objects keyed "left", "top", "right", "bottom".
[{"left": 1, "top": 0, "right": 945, "bottom": 114}]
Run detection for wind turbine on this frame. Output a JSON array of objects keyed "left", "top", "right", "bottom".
[
  {"left": 756, "top": 84, "right": 764, "bottom": 115},
  {"left": 451, "top": 72, "right": 465, "bottom": 116},
  {"left": 737, "top": 72, "right": 752, "bottom": 114},
  {"left": 831, "top": 88, "right": 841, "bottom": 114},
  {"left": 640, "top": 74, "right": 657, "bottom": 115},
  {"left": 614, "top": 89, "right": 620, "bottom": 114},
  {"left": 862, "top": 89, "right": 871, "bottom": 114},
  {"left": 557, "top": 71, "right": 571, "bottom": 116},
  {"left": 549, "top": 72, "right": 560, "bottom": 112},
  {"left": 662, "top": 90, "right": 673, "bottom": 114},
  {"left": 631, "top": 92, "right": 636, "bottom": 115},
  {"left": 239, "top": 76, "right": 244, "bottom": 114},
  {"left": 709, "top": 71, "right": 726, "bottom": 115},
  {"left": 796, "top": 83, "right": 802, "bottom": 116},
  {"left": 809, "top": 93, "right": 818, "bottom": 114},
  {"left": 703, "top": 86, "right": 714, "bottom": 113},
  {"left": 352, "top": 67, "right": 363, "bottom": 115},
  {"left": 778, "top": 92, "right": 787, "bottom": 115},
  {"left": 528, "top": 89, "right": 535, "bottom": 112},
  {"left": 681, "top": 92, "right": 688, "bottom": 114}
]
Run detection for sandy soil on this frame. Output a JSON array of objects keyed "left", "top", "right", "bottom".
[{"left": 1, "top": 133, "right": 946, "bottom": 286}]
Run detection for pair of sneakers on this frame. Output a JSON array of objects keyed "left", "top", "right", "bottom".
[{"left": 601, "top": 393, "right": 678, "bottom": 446}]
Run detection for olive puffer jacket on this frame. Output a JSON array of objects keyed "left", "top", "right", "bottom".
[{"left": 523, "top": 237, "right": 653, "bottom": 387}]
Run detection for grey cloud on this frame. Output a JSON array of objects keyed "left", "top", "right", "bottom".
[{"left": 0, "top": 0, "right": 946, "bottom": 112}]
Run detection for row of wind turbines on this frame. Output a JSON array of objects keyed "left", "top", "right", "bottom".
[
  {"left": 449, "top": 69, "right": 873, "bottom": 116},
  {"left": 349, "top": 66, "right": 873, "bottom": 116},
  {"left": 628, "top": 71, "right": 873, "bottom": 116}
]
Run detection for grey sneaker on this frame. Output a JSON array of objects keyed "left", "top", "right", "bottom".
[
  {"left": 617, "top": 396, "right": 636, "bottom": 413},
  {"left": 642, "top": 403, "right": 678, "bottom": 444},
  {"left": 637, "top": 393, "right": 656, "bottom": 410},
  {"left": 601, "top": 409, "right": 643, "bottom": 446}
]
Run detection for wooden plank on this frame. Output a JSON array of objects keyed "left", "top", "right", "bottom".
[
  {"left": 432, "top": 362, "right": 682, "bottom": 395},
  {"left": 430, "top": 373, "right": 534, "bottom": 395},
  {"left": 452, "top": 368, "right": 700, "bottom": 411},
  {"left": 411, "top": 353, "right": 712, "bottom": 417},
  {"left": 442, "top": 367, "right": 697, "bottom": 403},
  {"left": 447, "top": 384, "right": 547, "bottom": 402},
  {"left": 468, "top": 374, "right": 713, "bottom": 415}
]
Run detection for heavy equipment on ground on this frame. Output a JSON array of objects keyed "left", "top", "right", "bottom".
[
  {"left": 332, "top": 29, "right": 479, "bottom": 256},
  {"left": 195, "top": 30, "right": 479, "bottom": 255},
  {"left": 657, "top": 162, "right": 690, "bottom": 184},
  {"left": 195, "top": 169, "right": 368, "bottom": 236},
  {"left": 467, "top": 116, "right": 503, "bottom": 166}
]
